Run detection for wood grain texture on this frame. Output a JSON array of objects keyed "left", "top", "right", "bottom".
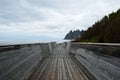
[{"left": 27, "top": 44, "right": 96, "bottom": 80}]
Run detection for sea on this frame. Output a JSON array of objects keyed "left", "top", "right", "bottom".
[{"left": 0, "top": 39, "right": 71, "bottom": 46}]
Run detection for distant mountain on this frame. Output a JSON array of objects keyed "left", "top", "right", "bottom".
[
  {"left": 64, "top": 30, "right": 84, "bottom": 39},
  {"left": 76, "top": 9, "right": 120, "bottom": 43}
]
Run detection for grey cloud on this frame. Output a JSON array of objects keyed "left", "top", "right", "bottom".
[
  {"left": 1, "top": 0, "right": 119, "bottom": 24},
  {"left": 0, "top": 0, "right": 45, "bottom": 24},
  {"left": 0, "top": 0, "right": 120, "bottom": 39}
]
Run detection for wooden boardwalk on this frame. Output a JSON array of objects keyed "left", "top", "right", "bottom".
[{"left": 27, "top": 45, "right": 96, "bottom": 80}]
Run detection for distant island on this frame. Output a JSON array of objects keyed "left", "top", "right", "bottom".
[
  {"left": 65, "top": 9, "right": 120, "bottom": 43},
  {"left": 64, "top": 30, "right": 84, "bottom": 40}
]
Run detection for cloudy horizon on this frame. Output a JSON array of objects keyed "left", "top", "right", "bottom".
[{"left": 0, "top": 0, "right": 120, "bottom": 43}]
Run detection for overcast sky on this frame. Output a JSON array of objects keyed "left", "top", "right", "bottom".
[{"left": 0, "top": 0, "right": 120, "bottom": 43}]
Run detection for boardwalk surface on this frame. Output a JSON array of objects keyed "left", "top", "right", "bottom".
[{"left": 27, "top": 45, "right": 96, "bottom": 80}]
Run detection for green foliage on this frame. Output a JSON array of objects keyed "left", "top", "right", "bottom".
[{"left": 79, "top": 9, "right": 120, "bottom": 43}]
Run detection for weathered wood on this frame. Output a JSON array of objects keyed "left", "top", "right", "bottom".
[
  {"left": 70, "top": 43, "right": 120, "bottom": 80},
  {"left": 0, "top": 43, "right": 55, "bottom": 80},
  {"left": 0, "top": 42, "right": 96, "bottom": 80},
  {"left": 27, "top": 44, "right": 96, "bottom": 80}
]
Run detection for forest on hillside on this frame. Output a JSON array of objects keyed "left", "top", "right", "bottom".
[{"left": 75, "top": 9, "right": 120, "bottom": 43}]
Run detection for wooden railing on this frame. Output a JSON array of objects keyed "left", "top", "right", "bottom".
[{"left": 70, "top": 43, "right": 120, "bottom": 80}]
